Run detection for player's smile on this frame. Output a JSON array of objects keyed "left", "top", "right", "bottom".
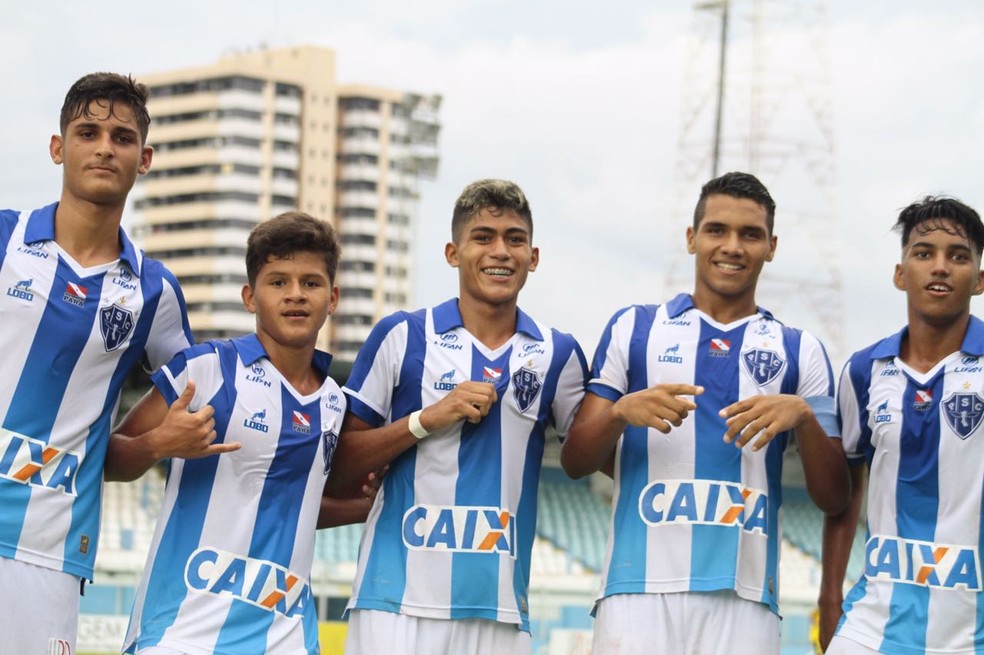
[
  {"left": 688, "top": 193, "right": 776, "bottom": 317},
  {"left": 447, "top": 207, "right": 539, "bottom": 309}
]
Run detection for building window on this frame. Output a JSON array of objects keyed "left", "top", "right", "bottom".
[
  {"left": 150, "top": 75, "right": 265, "bottom": 98},
  {"left": 340, "top": 234, "right": 376, "bottom": 246},
  {"left": 340, "top": 288, "right": 374, "bottom": 299},
  {"left": 340, "top": 97, "right": 381, "bottom": 112},
  {"left": 135, "top": 191, "right": 259, "bottom": 209},
  {"left": 339, "top": 180, "right": 377, "bottom": 192}
]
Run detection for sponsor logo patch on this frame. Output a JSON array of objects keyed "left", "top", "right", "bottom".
[{"left": 402, "top": 504, "right": 517, "bottom": 557}]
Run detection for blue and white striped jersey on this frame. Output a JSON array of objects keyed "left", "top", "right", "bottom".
[
  {"left": 342, "top": 299, "right": 587, "bottom": 632},
  {"left": 123, "top": 335, "right": 344, "bottom": 655},
  {"left": 0, "top": 203, "right": 192, "bottom": 580},
  {"left": 835, "top": 317, "right": 984, "bottom": 655},
  {"left": 589, "top": 293, "right": 835, "bottom": 614}
]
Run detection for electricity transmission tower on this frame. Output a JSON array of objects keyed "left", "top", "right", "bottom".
[{"left": 668, "top": 0, "right": 844, "bottom": 363}]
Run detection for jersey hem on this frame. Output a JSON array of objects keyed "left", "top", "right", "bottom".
[
  {"left": 599, "top": 580, "right": 777, "bottom": 614},
  {"left": 0, "top": 544, "right": 92, "bottom": 580},
  {"left": 346, "top": 600, "right": 527, "bottom": 632}
]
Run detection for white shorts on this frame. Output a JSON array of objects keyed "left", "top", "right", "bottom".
[
  {"left": 0, "top": 556, "right": 80, "bottom": 655},
  {"left": 345, "top": 609, "right": 532, "bottom": 655},
  {"left": 593, "top": 591, "right": 780, "bottom": 655},
  {"left": 825, "top": 635, "right": 884, "bottom": 655}
]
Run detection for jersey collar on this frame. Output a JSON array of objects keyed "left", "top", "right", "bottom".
[
  {"left": 872, "top": 315, "right": 984, "bottom": 359},
  {"left": 665, "top": 292, "right": 774, "bottom": 321},
  {"left": 24, "top": 202, "right": 143, "bottom": 276},
  {"left": 231, "top": 333, "right": 333, "bottom": 376},
  {"left": 432, "top": 297, "right": 543, "bottom": 341}
]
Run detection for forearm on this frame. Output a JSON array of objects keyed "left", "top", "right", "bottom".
[
  {"left": 818, "top": 465, "right": 866, "bottom": 647},
  {"left": 796, "top": 417, "right": 850, "bottom": 515},
  {"left": 561, "top": 407, "right": 625, "bottom": 479},
  {"left": 327, "top": 417, "right": 417, "bottom": 491},
  {"left": 317, "top": 496, "right": 372, "bottom": 529},
  {"left": 105, "top": 432, "right": 163, "bottom": 482}
]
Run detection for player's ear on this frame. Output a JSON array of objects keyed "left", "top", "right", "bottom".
[
  {"left": 445, "top": 242, "right": 459, "bottom": 268},
  {"left": 50, "top": 134, "right": 64, "bottom": 165},
  {"left": 974, "top": 268, "right": 984, "bottom": 296},
  {"left": 242, "top": 284, "right": 256, "bottom": 313},
  {"left": 686, "top": 226, "right": 696, "bottom": 254},
  {"left": 893, "top": 263, "right": 905, "bottom": 291}
]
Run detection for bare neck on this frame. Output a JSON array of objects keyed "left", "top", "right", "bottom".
[
  {"left": 260, "top": 337, "right": 323, "bottom": 395},
  {"left": 690, "top": 290, "right": 759, "bottom": 325},
  {"left": 900, "top": 312, "right": 970, "bottom": 374},
  {"left": 457, "top": 296, "right": 518, "bottom": 350},
  {"left": 54, "top": 196, "right": 125, "bottom": 267}
]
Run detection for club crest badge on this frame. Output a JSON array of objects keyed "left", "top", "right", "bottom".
[
  {"left": 742, "top": 348, "right": 786, "bottom": 386},
  {"left": 322, "top": 429, "right": 339, "bottom": 475},
  {"left": 100, "top": 303, "right": 135, "bottom": 351},
  {"left": 942, "top": 392, "right": 984, "bottom": 440},
  {"left": 512, "top": 367, "right": 542, "bottom": 413}
]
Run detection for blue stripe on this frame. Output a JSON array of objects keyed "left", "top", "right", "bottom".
[
  {"left": 837, "top": 354, "right": 874, "bottom": 634},
  {"left": 510, "top": 333, "right": 573, "bottom": 631},
  {"left": 0, "top": 209, "right": 19, "bottom": 269},
  {"left": 0, "top": 258, "right": 109, "bottom": 572},
  {"left": 760, "top": 424, "right": 785, "bottom": 611},
  {"left": 346, "top": 311, "right": 418, "bottom": 396},
  {"left": 590, "top": 306, "right": 634, "bottom": 377},
  {"left": 64, "top": 262, "right": 170, "bottom": 576},
  {"left": 214, "top": 383, "right": 322, "bottom": 653},
  {"left": 881, "top": 376, "right": 943, "bottom": 651},
  {"left": 451, "top": 346, "right": 511, "bottom": 619},
  {"left": 605, "top": 306, "right": 655, "bottom": 597},
  {"left": 894, "top": 378, "right": 941, "bottom": 542},
  {"left": 978, "top": 466, "right": 984, "bottom": 654},
  {"left": 353, "top": 310, "right": 425, "bottom": 613},
  {"left": 136, "top": 346, "right": 238, "bottom": 648},
  {"left": 848, "top": 349, "right": 876, "bottom": 462},
  {"left": 690, "top": 321, "right": 745, "bottom": 589}
]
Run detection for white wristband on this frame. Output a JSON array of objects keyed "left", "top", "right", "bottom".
[{"left": 408, "top": 410, "right": 430, "bottom": 439}]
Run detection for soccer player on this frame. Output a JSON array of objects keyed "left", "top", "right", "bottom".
[
  {"left": 107, "top": 212, "right": 373, "bottom": 654},
  {"left": 560, "top": 171, "right": 850, "bottom": 655},
  {"left": 819, "top": 196, "right": 984, "bottom": 655},
  {"left": 329, "top": 179, "right": 588, "bottom": 655},
  {"left": 0, "top": 72, "right": 196, "bottom": 654}
]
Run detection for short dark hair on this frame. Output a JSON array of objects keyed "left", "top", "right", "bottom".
[
  {"left": 451, "top": 179, "right": 533, "bottom": 242},
  {"left": 60, "top": 72, "right": 151, "bottom": 144},
  {"left": 894, "top": 196, "right": 984, "bottom": 259},
  {"left": 693, "top": 171, "right": 776, "bottom": 233},
  {"left": 246, "top": 212, "right": 341, "bottom": 286}
]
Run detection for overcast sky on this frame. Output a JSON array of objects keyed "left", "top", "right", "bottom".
[{"left": 2, "top": 0, "right": 982, "bottom": 371}]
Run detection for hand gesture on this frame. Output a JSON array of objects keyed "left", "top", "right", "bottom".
[
  {"left": 154, "top": 382, "right": 241, "bottom": 459},
  {"left": 418, "top": 381, "right": 498, "bottom": 432},
  {"left": 613, "top": 383, "right": 703, "bottom": 433},
  {"left": 720, "top": 394, "right": 810, "bottom": 451}
]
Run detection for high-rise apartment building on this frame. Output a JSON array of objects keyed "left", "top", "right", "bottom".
[{"left": 132, "top": 46, "right": 440, "bottom": 361}]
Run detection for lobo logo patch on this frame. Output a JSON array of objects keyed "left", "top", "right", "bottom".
[
  {"left": 742, "top": 348, "right": 786, "bottom": 386},
  {"left": 512, "top": 366, "right": 542, "bottom": 412},
  {"left": 942, "top": 392, "right": 984, "bottom": 440},
  {"left": 99, "top": 303, "right": 134, "bottom": 351}
]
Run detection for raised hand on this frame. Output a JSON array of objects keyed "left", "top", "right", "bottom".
[
  {"left": 153, "top": 381, "right": 241, "bottom": 459},
  {"left": 418, "top": 381, "right": 499, "bottom": 432}
]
